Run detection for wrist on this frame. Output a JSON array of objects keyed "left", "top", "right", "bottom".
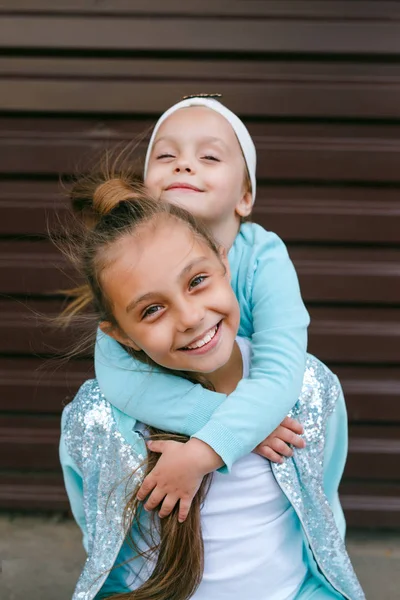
[{"left": 185, "top": 438, "right": 223, "bottom": 474}]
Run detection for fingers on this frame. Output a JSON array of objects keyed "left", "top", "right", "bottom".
[
  {"left": 178, "top": 497, "right": 192, "bottom": 523},
  {"left": 269, "top": 437, "right": 294, "bottom": 458},
  {"left": 281, "top": 417, "right": 304, "bottom": 435},
  {"left": 157, "top": 495, "right": 193, "bottom": 522},
  {"left": 158, "top": 494, "right": 179, "bottom": 519},
  {"left": 149, "top": 494, "right": 193, "bottom": 522},
  {"left": 254, "top": 426, "right": 306, "bottom": 463},
  {"left": 273, "top": 424, "right": 306, "bottom": 448},
  {"left": 136, "top": 473, "right": 157, "bottom": 502},
  {"left": 144, "top": 487, "right": 167, "bottom": 512},
  {"left": 137, "top": 441, "right": 169, "bottom": 501},
  {"left": 146, "top": 440, "right": 165, "bottom": 454},
  {"left": 256, "top": 445, "right": 284, "bottom": 463},
  {"left": 278, "top": 427, "right": 306, "bottom": 449}
]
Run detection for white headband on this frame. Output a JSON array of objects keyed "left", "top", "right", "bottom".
[{"left": 144, "top": 97, "right": 257, "bottom": 204}]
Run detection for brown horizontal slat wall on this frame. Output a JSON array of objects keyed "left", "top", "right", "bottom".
[
  {"left": 2, "top": 119, "right": 400, "bottom": 182},
  {"left": 2, "top": 10, "right": 400, "bottom": 54},
  {"left": 2, "top": 181, "right": 400, "bottom": 243},
  {"left": 2, "top": 58, "right": 400, "bottom": 119},
  {"left": 1, "top": 1, "right": 399, "bottom": 526},
  {"left": 1, "top": 1, "right": 400, "bottom": 20}
]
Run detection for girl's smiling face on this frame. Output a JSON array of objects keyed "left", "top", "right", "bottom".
[
  {"left": 145, "top": 107, "right": 252, "bottom": 231},
  {"left": 99, "top": 216, "right": 240, "bottom": 375}
]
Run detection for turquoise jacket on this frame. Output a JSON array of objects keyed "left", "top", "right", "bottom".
[
  {"left": 60, "top": 355, "right": 364, "bottom": 600},
  {"left": 95, "top": 223, "right": 310, "bottom": 470}
]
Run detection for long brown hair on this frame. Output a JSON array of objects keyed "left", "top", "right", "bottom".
[{"left": 60, "top": 162, "right": 224, "bottom": 599}]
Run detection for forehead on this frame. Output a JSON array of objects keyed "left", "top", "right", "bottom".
[
  {"left": 101, "top": 217, "right": 214, "bottom": 293},
  {"left": 154, "top": 106, "right": 240, "bottom": 147}
]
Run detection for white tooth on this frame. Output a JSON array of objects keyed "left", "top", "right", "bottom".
[{"left": 187, "top": 325, "right": 217, "bottom": 350}]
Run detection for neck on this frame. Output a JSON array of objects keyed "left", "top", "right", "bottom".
[
  {"left": 201, "top": 340, "right": 243, "bottom": 395},
  {"left": 206, "top": 215, "right": 240, "bottom": 250}
]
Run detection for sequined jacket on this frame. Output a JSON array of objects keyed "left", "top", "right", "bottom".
[{"left": 60, "top": 355, "right": 365, "bottom": 600}]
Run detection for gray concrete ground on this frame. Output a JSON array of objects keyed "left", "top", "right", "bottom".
[{"left": 0, "top": 514, "right": 399, "bottom": 599}]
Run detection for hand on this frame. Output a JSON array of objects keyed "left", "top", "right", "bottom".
[
  {"left": 136, "top": 438, "right": 222, "bottom": 523},
  {"left": 253, "top": 416, "right": 306, "bottom": 463}
]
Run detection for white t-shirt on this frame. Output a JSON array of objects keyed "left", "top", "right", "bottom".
[
  {"left": 121, "top": 337, "right": 308, "bottom": 599},
  {"left": 191, "top": 337, "right": 307, "bottom": 599}
]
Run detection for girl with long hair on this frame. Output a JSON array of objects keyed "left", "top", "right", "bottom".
[{"left": 59, "top": 169, "right": 364, "bottom": 600}]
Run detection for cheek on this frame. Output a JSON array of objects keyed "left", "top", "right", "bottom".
[
  {"left": 232, "top": 305, "right": 241, "bottom": 330},
  {"left": 133, "top": 323, "right": 173, "bottom": 359},
  {"left": 146, "top": 164, "right": 166, "bottom": 189},
  {"left": 211, "top": 168, "right": 240, "bottom": 195},
  {"left": 214, "top": 283, "right": 239, "bottom": 317},
  {"left": 144, "top": 174, "right": 158, "bottom": 195},
  {"left": 223, "top": 289, "right": 240, "bottom": 328}
]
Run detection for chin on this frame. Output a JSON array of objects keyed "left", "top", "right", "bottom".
[{"left": 196, "top": 355, "right": 231, "bottom": 375}]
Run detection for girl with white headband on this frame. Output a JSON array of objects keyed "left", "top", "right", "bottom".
[
  {"left": 94, "top": 96, "right": 311, "bottom": 520},
  {"left": 60, "top": 165, "right": 364, "bottom": 599}
]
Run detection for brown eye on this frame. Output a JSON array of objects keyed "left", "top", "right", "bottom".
[
  {"left": 189, "top": 275, "right": 207, "bottom": 289},
  {"left": 142, "top": 305, "right": 161, "bottom": 319}
]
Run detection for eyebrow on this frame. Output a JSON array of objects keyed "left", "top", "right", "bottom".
[
  {"left": 153, "top": 136, "right": 227, "bottom": 149},
  {"left": 125, "top": 256, "right": 209, "bottom": 314}
]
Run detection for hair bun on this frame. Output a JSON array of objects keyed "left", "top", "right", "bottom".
[{"left": 93, "top": 178, "right": 135, "bottom": 215}]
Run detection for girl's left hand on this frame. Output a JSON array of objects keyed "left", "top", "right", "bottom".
[
  {"left": 253, "top": 416, "right": 306, "bottom": 463},
  {"left": 136, "top": 438, "right": 222, "bottom": 522}
]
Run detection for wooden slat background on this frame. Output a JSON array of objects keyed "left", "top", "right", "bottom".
[{"left": 1, "top": 0, "right": 399, "bottom": 527}]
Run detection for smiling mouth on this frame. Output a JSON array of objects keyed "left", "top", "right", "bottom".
[
  {"left": 165, "top": 184, "right": 203, "bottom": 192},
  {"left": 179, "top": 322, "right": 221, "bottom": 351}
]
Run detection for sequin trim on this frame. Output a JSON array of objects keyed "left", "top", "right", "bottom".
[
  {"left": 63, "top": 358, "right": 365, "bottom": 599},
  {"left": 272, "top": 355, "right": 365, "bottom": 600},
  {"left": 64, "top": 380, "right": 146, "bottom": 599}
]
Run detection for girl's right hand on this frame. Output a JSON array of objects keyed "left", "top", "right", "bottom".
[{"left": 253, "top": 416, "right": 306, "bottom": 463}]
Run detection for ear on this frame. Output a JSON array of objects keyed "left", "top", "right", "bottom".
[
  {"left": 218, "top": 246, "right": 231, "bottom": 279},
  {"left": 235, "top": 189, "right": 252, "bottom": 218},
  {"left": 99, "top": 320, "right": 141, "bottom": 351}
]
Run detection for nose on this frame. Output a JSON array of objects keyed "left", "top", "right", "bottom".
[
  {"left": 176, "top": 298, "right": 205, "bottom": 332},
  {"left": 173, "top": 156, "right": 194, "bottom": 174}
]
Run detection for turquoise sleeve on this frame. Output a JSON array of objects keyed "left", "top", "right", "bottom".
[
  {"left": 59, "top": 408, "right": 89, "bottom": 553},
  {"left": 192, "top": 232, "right": 309, "bottom": 469},
  {"left": 95, "top": 331, "right": 226, "bottom": 437}
]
